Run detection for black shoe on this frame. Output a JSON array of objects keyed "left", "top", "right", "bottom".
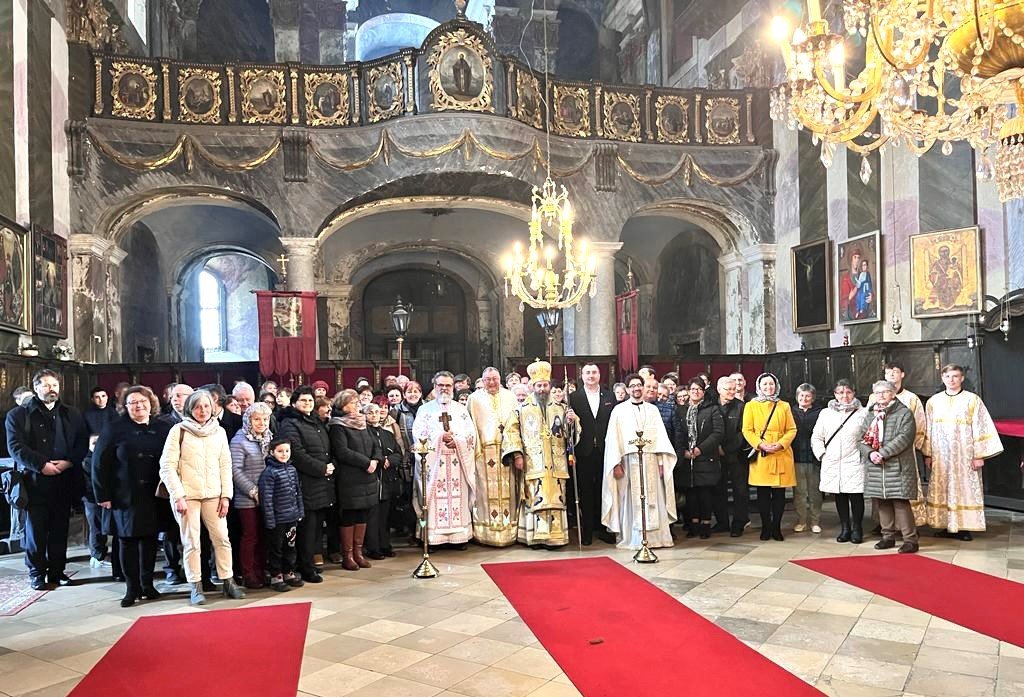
[
  {"left": 710, "top": 523, "right": 731, "bottom": 534},
  {"left": 165, "top": 572, "right": 186, "bottom": 585},
  {"left": 270, "top": 579, "right": 291, "bottom": 592},
  {"left": 201, "top": 579, "right": 217, "bottom": 593},
  {"left": 581, "top": 533, "right": 593, "bottom": 546},
  {"left": 730, "top": 530, "right": 742, "bottom": 538},
  {"left": 771, "top": 524, "right": 785, "bottom": 542},
  {"left": 597, "top": 530, "right": 617, "bottom": 544},
  {"left": 49, "top": 573, "right": 75, "bottom": 587},
  {"left": 141, "top": 584, "right": 162, "bottom": 600},
  {"left": 698, "top": 524, "right": 711, "bottom": 540},
  {"left": 874, "top": 539, "right": 896, "bottom": 550},
  {"left": 870, "top": 525, "right": 883, "bottom": 536},
  {"left": 112, "top": 574, "right": 126, "bottom": 582},
  {"left": 934, "top": 529, "right": 954, "bottom": 538},
  {"left": 365, "top": 550, "right": 386, "bottom": 560},
  {"left": 957, "top": 531, "right": 974, "bottom": 541},
  {"left": 384, "top": 548, "right": 396, "bottom": 558},
  {"left": 120, "top": 591, "right": 140, "bottom": 608},
  {"left": 301, "top": 571, "right": 323, "bottom": 584},
  {"left": 730, "top": 522, "right": 746, "bottom": 538},
  {"left": 898, "top": 541, "right": 920, "bottom": 553},
  {"left": 836, "top": 525, "right": 852, "bottom": 543},
  {"left": 760, "top": 528, "right": 771, "bottom": 541},
  {"left": 29, "top": 577, "right": 49, "bottom": 591},
  {"left": 284, "top": 574, "right": 304, "bottom": 587},
  {"left": 850, "top": 526, "right": 864, "bottom": 544}
]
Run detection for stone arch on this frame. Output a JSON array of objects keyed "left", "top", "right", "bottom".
[
  {"left": 627, "top": 198, "right": 754, "bottom": 256},
  {"left": 96, "top": 185, "right": 281, "bottom": 244}
]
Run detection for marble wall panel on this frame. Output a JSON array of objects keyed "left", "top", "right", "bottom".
[
  {"left": 13, "top": 0, "right": 28, "bottom": 224},
  {"left": 918, "top": 142, "right": 975, "bottom": 341},
  {"left": 844, "top": 150, "right": 882, "bottom": 345},
  {"left": 880, "top": 147, "right": 921, "bottom": 342},
  {"left": 27, "top": 0, "right": 51, "bottom": 228},
  {"left": 773, "top": 122, "right": 801, "bottom": 353},
  {"left": 50, "top": 16, "right": 68, "bottom": 238},
  {"left": 1008, "top": 199, "right": 1024, "bottom": 290},
  {"left": 0, "top": 0, "right": 14, "bottom": 220},
  {"left": 796, "top": 128, "right": 830, "bottom": 349}
]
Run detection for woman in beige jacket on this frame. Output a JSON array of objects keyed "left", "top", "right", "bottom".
[{"left": 159, "top": 389, "right": 245, "bottom": 605}]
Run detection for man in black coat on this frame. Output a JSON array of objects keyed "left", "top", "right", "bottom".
[
  {"left": 711, "top": 376, "right": 750, "bottom": 537},
  {"left": 83, "top": 386, "right": 117, "bottom": 437},
  {"left": 278, "top": 386, "right": 336, "bottom": 583},
  {"left": 81, "top": 386, "right": 118, "bottom": 568},
  {"left": 567, "top": 363, "right": 617, "bottom": 545},
  {"left": 200, "top": 383, "right": 242, "bottom": 441},
  {"left": 5, "top": 369, "right": 89, "bottom": 590}
]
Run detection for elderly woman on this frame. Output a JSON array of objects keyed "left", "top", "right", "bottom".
[
  {"left": 329, "top": 390, "right": 383, "bottom": 571},
  {"left": 861, "top": 380, "right": 920, "bottom": 553},
  {"left": 93, "top": 386, "right": 173, "bottom": 607},
  {"left": 812, "top": 379, "right": 868, "bottom": 543},
  {"left": 613, "top": 382, "right": 627, "bottom": 403},
  {"left": 159, "top": 389, "right": 244, "bottom": 605},
  {"left": 230, "top": 402, "right": 274, "bottom": 588},
  {"left": 673, "top": 378, "right": 724, "bottom": 539},
  {"left": 791, "top": 383, "right": 823, "bottom": 534},
  {"left": 742, "top": 373, "right": 797, "bottom": 541}
]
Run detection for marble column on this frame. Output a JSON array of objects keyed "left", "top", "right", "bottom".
[
  {"left": 270, "top": 0, "right": 300, "bottom": 62},
  {"left": 104, "top": 245, "right": 127, "bottom": 363},
  {"left": 477, "top": 296, "right": 495, "bottom": 369},
  {"left": 880, "top": 147, "right": 921, "bottom": 341},
  {"left": 499, "top": 293, "right": 525, "bottom": 369},
  {"left": 977, "top": 166, "right": 1008, "bottom": 301},
  {"left": 588, "top": 241, "right": 622, "bottom": 356},
  {"left": 570, "top": 299, "right": 590, "bottom": 356},
  {"left": 772, "top": 120, "right": 802, "bottom": 352},
  {"left": 741, "top": 244, "right": 777, "bottom": 354},
  {"left": 317, "top": 281, "right": 353, "bottom": 359},
  {"left": 14, "top": 0, "right": 29, "bottom": 224},
  {"left": 827, "top": 147, "right": 849, "bottom": 347},
  {"left": 719, "top": 252, "right": 745, "bottom": 354},
  {"left": 50, "top": 16, "right": 69, "bottom": 237},
  {"left": 69, "top": 233, "right": 113, "bottom": 362},
  {"left": 317, "top": 0, "right": 347, "bottom": 64},
  {"left": 637, "top": 282, "right": 657, "bottom": 355},
  {"left": 281, "top": 237, "right": 318, "bottom": 292}
]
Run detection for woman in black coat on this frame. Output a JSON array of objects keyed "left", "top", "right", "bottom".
[
  {"left": 278, "top": 386, "right": 335, "bottom": 584},
  {"left": 93, "top": 386, "right": 173, "bottom": 607},
  {"left": 365, "top": 403, "right": 404, "bottom": 559},
  {"left": 672, "top": 378, "right": 725, "bottom": 539},
  {"left": 329, "top": 389, "right": 382, "bottom": 572}
]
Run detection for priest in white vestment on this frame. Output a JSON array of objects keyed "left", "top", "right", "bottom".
[
  {"left": 412, "top": 371, "right": 477, "bottom": 546},
  {"left": 923, "top": 364, "right": 1003, "bottom": 537},
  {"left": 602, "top": 374, "right": 677, "bottom": 550},
  {"left": 466, "top": 367, "right": 522, "bottom": 546}
]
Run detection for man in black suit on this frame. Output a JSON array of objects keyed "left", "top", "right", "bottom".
[
  {"left": 567, "top": 363, "right": 616, "bottom": 545},
  {"left": 199, "top": 383, "right": 242, "bottom": 440},
  {"left": 5, "top": 369, "right": 88, "bottom": 590},
  {"left": 712, "top": 375, "right": 750, "bottom": 537}
]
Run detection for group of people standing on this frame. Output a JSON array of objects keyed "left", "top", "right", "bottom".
[{"left": 2, "top": 358, "right": 1003, "bottom": 608}]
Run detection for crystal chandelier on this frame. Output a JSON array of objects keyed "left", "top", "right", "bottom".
[
  {"left": 769, "top": 0, "right": 1024, "bottom": 201},
  {"left": 501, "top": 0, "right": 596, "bottom": 310}
]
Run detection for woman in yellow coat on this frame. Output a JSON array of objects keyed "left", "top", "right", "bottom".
[{"left": 742, "top": 373, "right": 797, "bottom": 541}]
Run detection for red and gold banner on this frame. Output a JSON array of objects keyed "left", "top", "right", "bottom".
[
  {"left": 255, "top": 291, "right": 318, "bottom": 377},
  {"left": 616, "top": 289, "right": 639, "bottom": 374}
]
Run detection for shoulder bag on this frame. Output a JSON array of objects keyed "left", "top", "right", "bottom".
[
  {"left": 747, "top": 401, "right": 779, "bottom": 461},
  {"left": 155, "top": 429, "right": 185, "bottom": 499}
]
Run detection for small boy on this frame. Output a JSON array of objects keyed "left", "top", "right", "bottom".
[{"left": 258, "top": 438, "right": 305, "bottom": 592}]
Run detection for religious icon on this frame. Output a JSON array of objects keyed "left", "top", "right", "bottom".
[
  {"left": 429, "top": 29, "right": 493, "bottom": 112},
  {"left": 367, "top": 63, "right": 404, "bottom": 122},
  {"left": 272, "top": 296, "right": 303, "bottom": 337},
  {"left": 792, "top": 238, "right": 833, "bottom": 332},
  {"left": 0, "top": 221, "right": 29, "bottom": 333},
  {"left": 183, "top": 76, "right": 216, "bottom": 115},
  {"left": 910, "top": 227, "right": 982, "bottom": 318},
  {"left": 118, "top": 73, "right": 149, "bottom": 108},
  {"left": 552, "top": 85, "right": 590, "bottom": 136},
  {"left": 705, "top": 97, "right": 740, "bottom": 144},
  {"left": 249, "top": 78, "right": 278, "bottom": 113},
  {"left": 656, "top": 95, "right": 689, "bottom": 143},
  {"left": 315, "top": 83, "right": 340, "bottom": 116},
  {"left": 512, "top": 70, "right": 542, "bottom": 128},
  {"left": 31, "top": 225, "right": 67, "bottom": 338},
  {"left": 241, "top": 69, "right": 286, "bottom": 124},
  {"left": 305, "top": 72, "right": 349, "bottom": 126},
  {"left": 558, "top": 93, "right": 582, "bottom": 125},
  {"left": 837, "top": 231, "right": 881, "bottom": 325},
  {"left": 603, "top": 93, "right": 640, "bottom": 141},
  {"left": 375, "top": 76, "right": 396, "bottom": 109}
]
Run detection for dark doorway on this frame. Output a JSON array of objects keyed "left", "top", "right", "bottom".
[
  {"left": 656, "top": 233, "right": 721, "bottom": 354},
  {"left": 362, "top": 268, "right": 468, "bottom": 379}
]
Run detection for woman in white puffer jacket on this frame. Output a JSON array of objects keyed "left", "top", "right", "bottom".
[
  {"left": 159, "top": 389, "right": 244, "bottom": 605},
  {"left": 812, "top": 379, "right": 868, "bottom": 544}
]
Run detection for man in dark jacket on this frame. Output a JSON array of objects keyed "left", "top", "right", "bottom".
[
  {"left": 711, "top": 376, "right": 751, "bottom": 537},
  {"left": 200, "top": 383, "right": 242, "bottom": 440},
  {"left": 567, "top": 363, "right": 617, "bottom": 545},
  {"left": 83, "top": 386, "right": 117, "bottom": 437},
  {"left": 5, "top": 369, "right": 89, "bottom": 590},
  {"left": 278, "top": 386, "right": 336, "bottom": 583}
]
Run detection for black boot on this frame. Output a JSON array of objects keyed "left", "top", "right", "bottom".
[
  {"left": 771, "top": 520, "right": 785, "bottom": 542},
  {"left": 850, "top": 522, "right": 864, "bottom": 544},
  {"left": 120, "top": 584, "right": 140, "bottom": 608},
  {"left": 835, "top": 495, "right": 851, "bottom": 542},
  {"left": 698, "top": 523, "right": 711, "bottom": 540},
  {"left": 836, "top": 524, "right": 852, "bottom": 543}
]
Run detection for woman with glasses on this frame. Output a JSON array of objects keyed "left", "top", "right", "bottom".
[
  {"left": 672, "top": 378, "right": 724, "bottom": 539},
  {"left": 93, "top": 386, "right": 173, "bottom": 607}
]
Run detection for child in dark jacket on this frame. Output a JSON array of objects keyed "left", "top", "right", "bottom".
[{"left": 258, "top": 439, "right": 305, "bottom": 592}]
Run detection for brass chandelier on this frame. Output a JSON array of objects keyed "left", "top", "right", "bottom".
[
  {"left": 502, "top": 0, "right": 596, "bottom": 311},
  {"left": 769, "top": 0, "right": 1024, "bottom": 201}
]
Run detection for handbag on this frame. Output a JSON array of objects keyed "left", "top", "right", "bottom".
[
  {"left": 1, "top": 468, "right": 27, "bottom": 509},
  {"left": 747, "top": 401, "right": 779, "bottom": 461},
  {"left": 155, "top": 429, "right": 186, "bottom": 499}
]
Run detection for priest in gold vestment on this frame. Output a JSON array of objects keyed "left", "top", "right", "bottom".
[
  {"left": 501, "top": 360, "right": 579, "bottom": 548},
  {"left": 466, "top": 367, "right": 522, "bottom": 546}
]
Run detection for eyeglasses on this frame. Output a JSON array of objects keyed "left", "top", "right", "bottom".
[{"left": 126, "top": 400, "right": 149, "bottom": 407}]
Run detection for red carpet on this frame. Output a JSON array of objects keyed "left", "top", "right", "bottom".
[
  {"left": 484, "top": 557, "right": 823, "bottom": 697},
  {"left": 70, "top": 602, "right": 310, "bottom": 697},
  {"left": 795, "top": 554, "right": 1024, "bottom": 646}
]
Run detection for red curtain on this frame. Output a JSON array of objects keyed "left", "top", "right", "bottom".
[
  {"left": 256, "top": 291, "right": 318, "bottom": 377},
  {"left": 616, "top": 290, "right": 639, "bottom": 374}
]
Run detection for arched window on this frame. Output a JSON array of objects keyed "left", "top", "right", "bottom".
[{"left": 199, "top": 269, "right": 226, "bottom": 352}]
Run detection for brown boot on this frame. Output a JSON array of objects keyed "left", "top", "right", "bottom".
[
  {"left": 353, "top": 523, "right": 372, "bottom": 569},
  {"left": 340, "top": 526, "right": 359, "bottom": 571}
]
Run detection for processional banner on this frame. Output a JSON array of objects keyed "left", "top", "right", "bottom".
[
  {"left": 255, "top": 291, "right": 318, "bottom": 377},
  {"left": 616, "top": 289, "right": 639, "bottom": 374}
]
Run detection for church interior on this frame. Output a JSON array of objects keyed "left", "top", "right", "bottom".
[{"left": 2, "top": 0, "right": 1024, "bottom": 695}]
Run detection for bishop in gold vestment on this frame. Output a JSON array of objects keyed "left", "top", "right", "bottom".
[
  {"left": 466, "top": 368, "right": 522, "bottom": 546},
  {"left": 501, "top": 361, "right": 579, "bottom": 547}
]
